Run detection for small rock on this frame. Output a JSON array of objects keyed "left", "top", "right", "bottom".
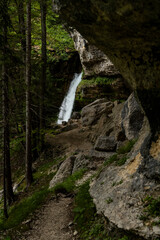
[
  {"left": 62, "top": 121, "right": 67, "bottom": 126},
  {"left": 68, "top": 221, "right": 74, "bottom": 227},
  {"left": 72, "top": 112, "right": 81, "bottom": 119},
  {"left": 73, "top": 230, "right": 78, "bottom": 236},
  {"left": 153, "top": 226, "right": 160, "bottom": 235}
]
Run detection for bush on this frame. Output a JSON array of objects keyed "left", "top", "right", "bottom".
[{"left": 117, "top": 140, "right": 136, "bottom": 154}]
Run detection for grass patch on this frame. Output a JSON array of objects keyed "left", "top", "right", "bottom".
[
  {"left": 104, "top": 154, "right": 118, "bottom": 166},
  {"left": 117, "top": 140, "right": 136, "bottom": 154},
  {"left": 106, "top": 197, "right": 113, "bottom": 204},
  {"left": 140, "top": 196, "right": 160, "bottom": 226},
  {"left": 73, "top": 181, "right": 131, "bottom": 240},
  {"left": 79, "top": 77, "right": 116, "bottom": 88},
  {"left": 116, "top": 157, "right": 127, "bottom": 166},
  {"left": 144, "top": 196, "right": 160, "bottom": 217},
  {"left": 0, "top": 187, "right": 50, "bottom": 230},
  {"left": 52, "top": 169, "right": 86, "bottom": 195}
]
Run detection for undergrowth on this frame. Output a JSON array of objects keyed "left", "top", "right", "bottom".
[
  {"left": 73, "top": 181, "right": 131, "bottom": 240},
  {"left": 0, "top": 188, "right": 50, "bottom": 230},
  {"left": 79, "top": 76, "right": 116, "bottom": 87},
  {"left": 117, "top": 140, "right": 136, "bottom": 154},
  {"left": 140, "top": 196, "right": 160, "bottom": 226},
  {"left": 52, "top": 168, "right": 86, "bottom": 194}
]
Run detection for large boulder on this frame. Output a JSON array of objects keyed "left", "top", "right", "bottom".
[
  {"left": 81, "top": 99, "right": 113, "bottom": 126},
  {"left": 94, "top": 136, "right": 117, "bottom": 152},
  {"left": 49, "top": 156, "right": 75, "bottom": 188},
  {"left": 53, "top": 0, "right": 160, "bottom": 133}
]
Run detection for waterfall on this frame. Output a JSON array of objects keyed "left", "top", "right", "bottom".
[{"left": 57, "top": 72, "right": 82, "bottom": 124}]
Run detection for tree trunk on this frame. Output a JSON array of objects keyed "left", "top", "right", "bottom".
[
  {"left": 25, "top": 0, "right": 33, "bottom": 187},
  {"left": 15, "top": 0, "right": 26, "bottom": 54},
  {"left": 2, "top": 0, "right": 14, "bottom": 208},
  {"left": 39, "top": 0, "right": 47, "bottom": 151}
]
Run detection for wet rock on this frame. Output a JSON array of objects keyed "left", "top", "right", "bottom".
[
  {"left": 71, "top": 111, "right": 81, "bottom": 119},
  {"left": 94, "top": 136, "right": 117, "bottom": 152},
  {"left": 81, "top": 99, "right": 113, "bottom": 126},
  {"left": 61, "top": 123, "right": 79, "bottom": 132}
]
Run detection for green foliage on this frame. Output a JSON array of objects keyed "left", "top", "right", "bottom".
[
  {"left": 104, "top": 154, "right": 118, "bottom": 166},
  {"left": 73, "top": 181, "right": 96, "bottom": 238},
  {"left": 116, "top": 157, "right": 127, "bottom": 166},
  {"left": 140, "top": 196, "right": 160, "bottom": 226},
  {"left": 0, "top": 188, "right": 50, "bottom": 230},
  {"left": 79, "top": 77, "right": 116, "bottom": 87},
  {"left": 117, "top": 140, "right": 136, "bottom": 154},
  {"left": 119, "top": 237, "right": 128, "bottom": 240},
  {"left": 106, "top": 197, "right": 113, "bottom": 204},
  {"left": 73, "top": 181, "right": 129, "bottom": 240},
  {"left": 10, "top": 135, "right": 25, "bottom": 156},
  {"left": 52, "top": 169, "right": 86, "bottom": 194},
  {"left": 144, "top": 196, "right": 160, "bottom": 217},
  {"left": 112, "top": 180, "right": 123, "bottom": 187}
]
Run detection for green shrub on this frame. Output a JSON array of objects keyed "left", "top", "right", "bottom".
[
  {"left": 117, "top": 140, "right": 136, "bottom": 154},
  {"left": 52, "top": 169, "right": 86, "bottom": 194},
  {"left": 79, "top": 76, "right": 116, "bottom": 88},
  {"left": 145, "top": 196, "right": 160, "bottom": 217},
  {"left": 104, "top": 154, "right": 118, "bottom": 166},
  {"left": 116, "top": 157, "right": 127, "bottom": 166},
  {"left": 106, "top": 197, "right": 113, "bottom": 204}
]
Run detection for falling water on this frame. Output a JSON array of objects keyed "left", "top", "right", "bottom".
[{"left": 57, "top": 72, "right": 82, "bottom": 124}]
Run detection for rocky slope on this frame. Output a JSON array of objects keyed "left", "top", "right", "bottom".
[
  {"left": 53, "top": 0, "right": 160, "bottom": 133},
  {"left": 49, "top": 93, "right": 160, "bottom": 239}
]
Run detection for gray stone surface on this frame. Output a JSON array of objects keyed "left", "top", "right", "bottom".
[
  {"left": 70, "top": 29, "right": 119, "bottom": 77},
  {"left": 94, "top": 136, "right": 117, "bottom": 152},
  {"left": 49, "top": 156, "right": 75, "bottom": 188},
  {"left": 81, "top": 99, "right": 113, "bottom": 126},
  {"left": 121, "top": 93, "right": 144, "bottom": 140},
  {"left": 89, "top": 112, "right": 160, "bottom": 239},
  {"left": 89, "top": 149, "right": 115, "bottom": 159},
  {"left": 72, "top": 153, "right": 89, "bottom": 173}
]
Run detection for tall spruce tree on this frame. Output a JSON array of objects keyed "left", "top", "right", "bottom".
[
  {"left": 25, "top": 0, "right": 33, "bottom": 187},
  {"left": 1, "top": 0, "right": 14, "bottom": 216},
  {"left": 39, "top": 0, "right": 47, "bottom": 151}
]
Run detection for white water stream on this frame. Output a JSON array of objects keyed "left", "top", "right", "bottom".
[{"left": 57, "top": 72, "right": 82, "bottom": 124}]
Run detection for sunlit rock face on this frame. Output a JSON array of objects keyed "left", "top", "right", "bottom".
[{"left": 53, "top": 0, "right": 160, "bottom": 133}]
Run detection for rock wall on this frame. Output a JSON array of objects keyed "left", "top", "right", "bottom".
[
  {"left": 70, "top": 29, "right": 119, "bottom": 78},
  {"left": 52, "top": 0, "right": 160, "bottom": 133}
]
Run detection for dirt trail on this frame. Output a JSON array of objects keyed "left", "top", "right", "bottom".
[
  {"left": 22, "top": 197, "right": 75, "bottom": 240},
  {"left": 20, "top": 122, "right": 93, "bottom": 240}
]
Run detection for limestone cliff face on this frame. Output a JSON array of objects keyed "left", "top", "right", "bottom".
[
  {"left": 53, "top": 0, "right": 160, "bottom": 133},
  {"left": 70, "top": 29, "right": 119, "bottom": 77}
]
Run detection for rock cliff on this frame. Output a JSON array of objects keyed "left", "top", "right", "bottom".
[
  {"left": 53, "top": 0, "right": 160, "bottom": 133},
  {"left": 70, "top": 29, "right": 119, "bottom": 78}
]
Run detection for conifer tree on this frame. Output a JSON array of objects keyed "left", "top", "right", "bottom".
[{"left": 25, "top": 0, "right": 33, "bottom": 187}]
